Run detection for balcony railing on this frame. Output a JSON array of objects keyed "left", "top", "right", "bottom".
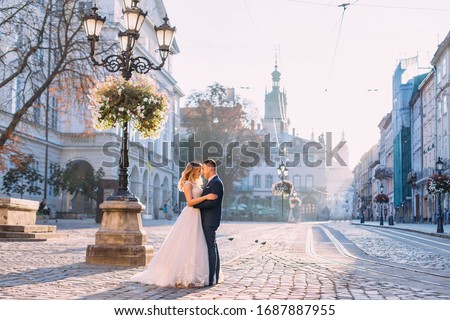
[{"left": 374, "top": 167, "right": 393, "bottom": 180}]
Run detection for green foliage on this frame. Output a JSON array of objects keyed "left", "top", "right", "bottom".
[
  {"left": 1, "top": 155, "right": 43, "bottom": 198},
  {"left": 48, "top": 163, "right": 105, "bottom": 200}
]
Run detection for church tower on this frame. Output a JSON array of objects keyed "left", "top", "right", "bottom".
[{"left": 261, "top": 62, "right": 289, "bottom": 134}]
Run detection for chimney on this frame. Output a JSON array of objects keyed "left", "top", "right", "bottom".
[
  {"left": 292, "top": 128, "right": 295, "bottom": 136},
  {"left": 251, "top": 120, "right": 255, "bottom": 131}
]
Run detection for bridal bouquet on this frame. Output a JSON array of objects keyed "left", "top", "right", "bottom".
[
  {"left": 88, "top": 76, "right": 169, "bottom": 139},
  {"left": 427, "top": 173, "right": 450, "bottom": 194}
]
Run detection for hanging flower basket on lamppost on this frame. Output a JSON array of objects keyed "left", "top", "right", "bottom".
[
  {"left": 426, "top": 173, "right": 450, "bottom": 194},
  {"left": 88, "top": 75, "right": 170, "bottom": 139},
  {"left": 427, "top": 157, "right": 449, "bottom": 233},
  {"left": 272, "top": 180, "right": 293, "bottom": 197},
  {"left": 374, "top": 193, "right": 389, "bottom": 204}
]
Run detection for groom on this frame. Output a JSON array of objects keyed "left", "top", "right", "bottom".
[{"left": 194, "top": 159, "right": 224, "bottom": 286}]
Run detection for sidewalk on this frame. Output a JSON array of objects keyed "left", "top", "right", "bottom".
[{"left": 351, "top": 219, "right": 450, "bottom": 239}]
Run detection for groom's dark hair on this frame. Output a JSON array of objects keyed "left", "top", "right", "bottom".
[{"left": 203, "top": 159, "right": 217, "bottom": 167}]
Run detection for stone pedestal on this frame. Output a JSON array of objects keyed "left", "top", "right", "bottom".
[
  {"left": 0, "top": 198, "right": 38, "bottom": 225},
  {"left": 86, "top": 200, "right": 153, "bottom": 266},
  {"left": 0, "top": 198, "right": 65, "bottom": 241}
]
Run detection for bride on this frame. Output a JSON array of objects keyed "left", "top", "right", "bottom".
[{"left": 131, "top": 161, "right": 218, "bottom": 288}]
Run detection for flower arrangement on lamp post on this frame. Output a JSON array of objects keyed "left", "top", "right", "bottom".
[
  {"left": 272, "top": 171, "right": 292, "bottom": 222},
  {"left": 427, "top": 157, "right": 449, "bottom": 233},
  {"left": 272, "top": 180, "right": 293, "bottom": 197},
  {"left": 374, "top": 186, "right": 388, "bottom": 226},
  {"left": 87, "top": 76, "right": 169, "bottom": 201},
  {"left": 426, "top": 173, "right": 450, "bottom": 194},
  {"left": 88, "top": 76, "right": 169, "bottom": 139},
  {"left": 374, "top": 193, "right": 389, "bottom": 204}
]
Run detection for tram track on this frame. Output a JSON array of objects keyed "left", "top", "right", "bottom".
[{"left": 305, "top": 225, "right": 450, "bottom": 289}]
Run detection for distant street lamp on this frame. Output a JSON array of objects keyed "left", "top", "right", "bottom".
[
  {"left": 83, "top": 1, "right": 175, "bottom": 201},
  {"left": 379, "top": 184, "right": 384, "bottom": 226},
  {"left": 436, "top": 157, "right": 444, "bottom": 233},
  {"left": 359, "top": 196, "right": 364, "bottom": 223},
  {"left": 277, "top": 162, "right": 289, "bottom": 221}
]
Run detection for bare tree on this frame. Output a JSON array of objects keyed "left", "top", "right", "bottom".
[{"left": 0, "top": 0, "right": 113, "bottom": 169}]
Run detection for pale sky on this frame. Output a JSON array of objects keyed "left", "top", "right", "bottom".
[{"left": 164, "top": 0, "right": 450, "bottom": 169}]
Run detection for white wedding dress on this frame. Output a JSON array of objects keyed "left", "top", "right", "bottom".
[{"left": 131, "top": 184, "right": 210, "bottom": 288}]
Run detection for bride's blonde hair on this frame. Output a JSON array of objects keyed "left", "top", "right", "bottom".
[{"left": 178, "top": 161, "right": 202, "bottom": 191}]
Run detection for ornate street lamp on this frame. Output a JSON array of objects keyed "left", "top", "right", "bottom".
[
  {"left": 436, "top": 157, "right": 444, "bottom": 233},
  {"left": 83, "top": 1, "right": 176, "bottom": 266},
  {"left": 277, "top": 162, "right": 289, "bottom": 221},
  {"left": 82, "top": 1, "right": 175, "bottom": 202}
]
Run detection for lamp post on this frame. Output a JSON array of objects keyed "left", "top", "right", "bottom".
[
  {"left": 83, "top": 1, "right": 175, "bottom": 201},
  {"left": 436, "top": 157, "right": 444, "bottom": 233},
  {"left": 277, "top": 162, "right": 289, "bottom": 221},
  {"left": 359, "top": 196, "right": 365, "bottom": 223},
  {"left": 379, "top": 184, "right": 384, "bottom": 226},
  {"left": 83, "top": 1, "right": 176, "bottom": 266}
]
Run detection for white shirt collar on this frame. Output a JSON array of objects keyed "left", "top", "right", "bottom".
[{"left": 208, "top": 175, "right": 217, "bottom": 183}]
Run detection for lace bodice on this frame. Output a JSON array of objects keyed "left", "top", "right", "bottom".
[{"left": 185, "top": 182, "right": 202, "bottom": 199}]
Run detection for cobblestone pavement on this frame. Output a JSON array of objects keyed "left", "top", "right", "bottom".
[{"left": 1, "top": 219, "right": 449, "bottom": 300}]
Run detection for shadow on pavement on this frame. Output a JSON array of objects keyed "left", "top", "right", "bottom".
[
  {"left": 0, "top": 262, "right": 134, "bottom": 287},
  {"left": 80, "top": 281, "right": 210, "bottom": 300}
]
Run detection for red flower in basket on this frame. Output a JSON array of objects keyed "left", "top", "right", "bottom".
[{"left": 374, "top": 193, "right": 389, "bottom": 203}]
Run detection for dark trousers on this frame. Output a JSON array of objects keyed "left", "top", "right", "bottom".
[{"left": 203, "top": 226, "right": 220, "bottom": 286}]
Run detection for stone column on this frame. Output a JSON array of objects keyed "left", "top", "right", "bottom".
[{"left": 86, "top": 201, "right": 153, "bottom": 266}]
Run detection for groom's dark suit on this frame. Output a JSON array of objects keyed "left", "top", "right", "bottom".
[{"left": 194, "top": 175, "right": 224, "bottom": 286}]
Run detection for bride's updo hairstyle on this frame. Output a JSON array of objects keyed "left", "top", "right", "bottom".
[{"left": 178, "top": 161, "right": 202, "bottom": 191}]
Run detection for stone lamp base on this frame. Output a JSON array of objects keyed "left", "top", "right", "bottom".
[{"left": 86, "top": 200, "right": 153, "bottom": 266}]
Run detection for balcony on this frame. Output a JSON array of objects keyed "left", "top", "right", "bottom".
[{"left": 374, "top": 167, "right": 393, "bottom": 180}]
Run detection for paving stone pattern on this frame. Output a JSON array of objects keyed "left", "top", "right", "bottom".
[{"left": 0, "top": 219, "right": 449, "bottom": 300}]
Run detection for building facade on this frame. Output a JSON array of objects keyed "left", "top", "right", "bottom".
[
  {"left": 355, "top": 30, "right": 450, "bottom": 226},
  {"left": 0, "top": 0, "right": 183, "bottom": 221}
]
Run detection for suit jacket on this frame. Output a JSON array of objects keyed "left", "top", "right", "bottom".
[{"left": 194, "top": 175, "right": 224, "bottom": 228}]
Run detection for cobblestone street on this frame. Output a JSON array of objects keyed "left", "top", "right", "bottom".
[{"left": 1, "top": 219, "right": 450, "bottom": 300}]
